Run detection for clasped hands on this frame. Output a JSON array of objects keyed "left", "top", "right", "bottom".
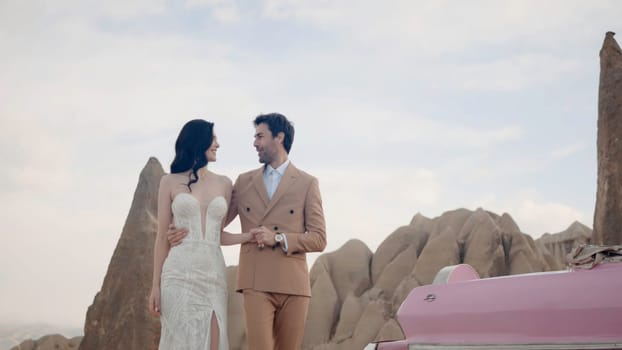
[
  {"left": 167, "top": 224, "right": 278, "bottom": 250},
  {"left": 251, "top": 226, "right": 282, "bottom": 250}
]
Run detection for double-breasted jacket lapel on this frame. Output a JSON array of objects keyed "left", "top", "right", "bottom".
[{"left": 251, "top": 167, "right": 270, "bottom": 208}]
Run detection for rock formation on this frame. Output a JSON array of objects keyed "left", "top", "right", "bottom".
[
  {"left": 539, "top": 221, "right": 592, "bottom": 263},
  {"left": 10, "top": 334, "right": 82, "bottom": 350},
  {"left": 594, "top": 32, "right": 622, "bottom": 245},
  {"left": 79, "top": 158, "right": 164, "bottom": 350},
  {"left": 302, "top": 240, "right": 374, "bottom": 349}
]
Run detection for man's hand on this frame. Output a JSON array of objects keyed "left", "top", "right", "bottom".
[
  {"left": 250, "top": 226, "right": 276, "bottom": 249},
  {"left": 167, "top": 224, "right": 188, "bottom": 247}
]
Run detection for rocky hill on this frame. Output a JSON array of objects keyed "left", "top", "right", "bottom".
[
  {"left": 9, "top": 334, "right": 82, "bottom": 350},
  {"left": 1, "top": 324, "right": 81, "bottom": 350},
  {"left": 538, "top": 221, "right": 593, "bottom": 263}
]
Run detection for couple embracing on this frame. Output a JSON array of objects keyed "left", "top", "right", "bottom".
[{"left": 149, "top": 113, "right": 327, "bottom": 350}]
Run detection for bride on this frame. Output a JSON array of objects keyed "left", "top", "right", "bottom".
[{"left": 149, "top": 119, "right": 252, "bottom": 350}]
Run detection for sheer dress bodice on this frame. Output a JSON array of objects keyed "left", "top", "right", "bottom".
[{"left": 172, "top": 193, "right": 226, "bottom": 243}]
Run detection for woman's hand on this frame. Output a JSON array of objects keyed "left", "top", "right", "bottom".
[{"left": 149, "top": 286, "right": 161, "bottom": 317}]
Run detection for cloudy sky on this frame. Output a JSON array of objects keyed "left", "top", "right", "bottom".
[{"left": 1, "top": 0, "right": 620, "bottom": 331}]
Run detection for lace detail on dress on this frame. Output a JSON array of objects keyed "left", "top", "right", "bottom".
[{"left": 159, "top": 194, "right": 228, "bottom": 350}]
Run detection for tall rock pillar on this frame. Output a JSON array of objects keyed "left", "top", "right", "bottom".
[
  {"left": 79, "top": 158, "right": 164, "bottom": 350},
  {"left": 594, "top": 32, "right": 622, "bottom": 245}
]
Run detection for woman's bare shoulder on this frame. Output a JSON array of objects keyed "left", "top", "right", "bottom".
[
  {"left": 161, "top": 172, "right": 182, "bottom": 182},
  {"left": 208, "top": 172, "right": 232, "bottom": 185},
  {"left": 160, "top": 173, "right": 173, "bottom": 185},
  {"left": 220, "top": 174, "right": 233, "bottom": 186},
  {"left": 160, "top": 172, "right": 189, "bottom": 189}
]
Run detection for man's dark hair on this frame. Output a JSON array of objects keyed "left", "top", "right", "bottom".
[{"left": 254, "top": 113, "right": 295, "bottom": 153}]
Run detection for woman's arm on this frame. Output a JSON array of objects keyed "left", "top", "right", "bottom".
[
  {"left": 221, "top": 230, "right": 253, "bottom": 245},
  {"left": 220, "top": 175, "right": 253, "bottom": 246},
  {"left": 149, "top": 175, "right": 173, "bottom": 316}
]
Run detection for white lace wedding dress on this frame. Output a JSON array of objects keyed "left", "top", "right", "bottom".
[{"left": 159, "top": 193, "right": 228, "bottom": 350}]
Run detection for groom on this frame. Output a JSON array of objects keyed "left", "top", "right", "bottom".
[
  {"left": 168, "top": 113, "right": 326, "bottom": 350},
  {"left": 229, "top": 113, "right": 327, "bottom": 349}
]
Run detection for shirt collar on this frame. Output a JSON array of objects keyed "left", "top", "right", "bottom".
[{"left": 265, "top": 159, "right": 290, "bottom": 176}]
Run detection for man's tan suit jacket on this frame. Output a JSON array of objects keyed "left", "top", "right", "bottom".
[{"left": 227, "top": 163, "right": 326, "bottom": 297}]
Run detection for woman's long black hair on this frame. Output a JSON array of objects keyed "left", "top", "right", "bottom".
[{"left": 170, "top": 119, "right": 214, "bottom": 192}]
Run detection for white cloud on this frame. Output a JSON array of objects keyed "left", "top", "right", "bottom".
[
  {"left": 0, "top": 188, "right": 126, "bottom": 326},
  {"left": 280, "top": 97, "right": 523, "bottom": 151},
  {"left": 259, "top": 0, "right": 620, "bottom": 57},
  {"left": 89, "top": 0, "right": 168, "bottom": 19},
  {"left": 445, "top": 189, "right": 590, "bottom": 237},
  {"left": 0, "top": 119, "right": 73, "bottom": 193},
  {"left": 262, "top": 0, "right": 340, "bottom": 23},
  {"left": 443, "top": 54, "right": 585, "bottom": 92},
  {"left": 474, "top": 189, "right": 590, "bottom": 236},
  {"left": 550, "top": 142, "right": 588, "bottom": 159},
  {"left": 513, "top": 199, "right": 588, "bottom": 237},
  {"left": 0, "top": 0, "right": 167, "bottom": 28},
  {"left": 186, "top": 0, "right": 242, "bottom": 23},
  {"left": 312, "top": 166, "right": 445, "bottom": 254}
]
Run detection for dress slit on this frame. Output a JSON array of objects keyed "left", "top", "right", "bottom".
[{"left": 209, "top": 310, "right": 220, "bottom": 350}]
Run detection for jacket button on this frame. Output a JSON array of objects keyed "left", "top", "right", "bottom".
[
  {"left": 274, "top": 226, "right": 279, "bottom": 231},
  {"left": 246, "top": 207, "right": 250, "bottom": 212},
  {"left": 290, "top": 209, "right": 294, "bottom": 214}
]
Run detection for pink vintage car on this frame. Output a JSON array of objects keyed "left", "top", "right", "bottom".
[{"left": 366, "top": 245, "right": 622, "bottom": 350}]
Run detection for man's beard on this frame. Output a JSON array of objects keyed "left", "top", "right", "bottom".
[{"left": 258, "top": 153, "right": 271, "bottom": 164}]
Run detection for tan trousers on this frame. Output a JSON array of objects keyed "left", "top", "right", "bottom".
[{"left": 243, "top": 289, "right": 310, "bottom": 350}]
